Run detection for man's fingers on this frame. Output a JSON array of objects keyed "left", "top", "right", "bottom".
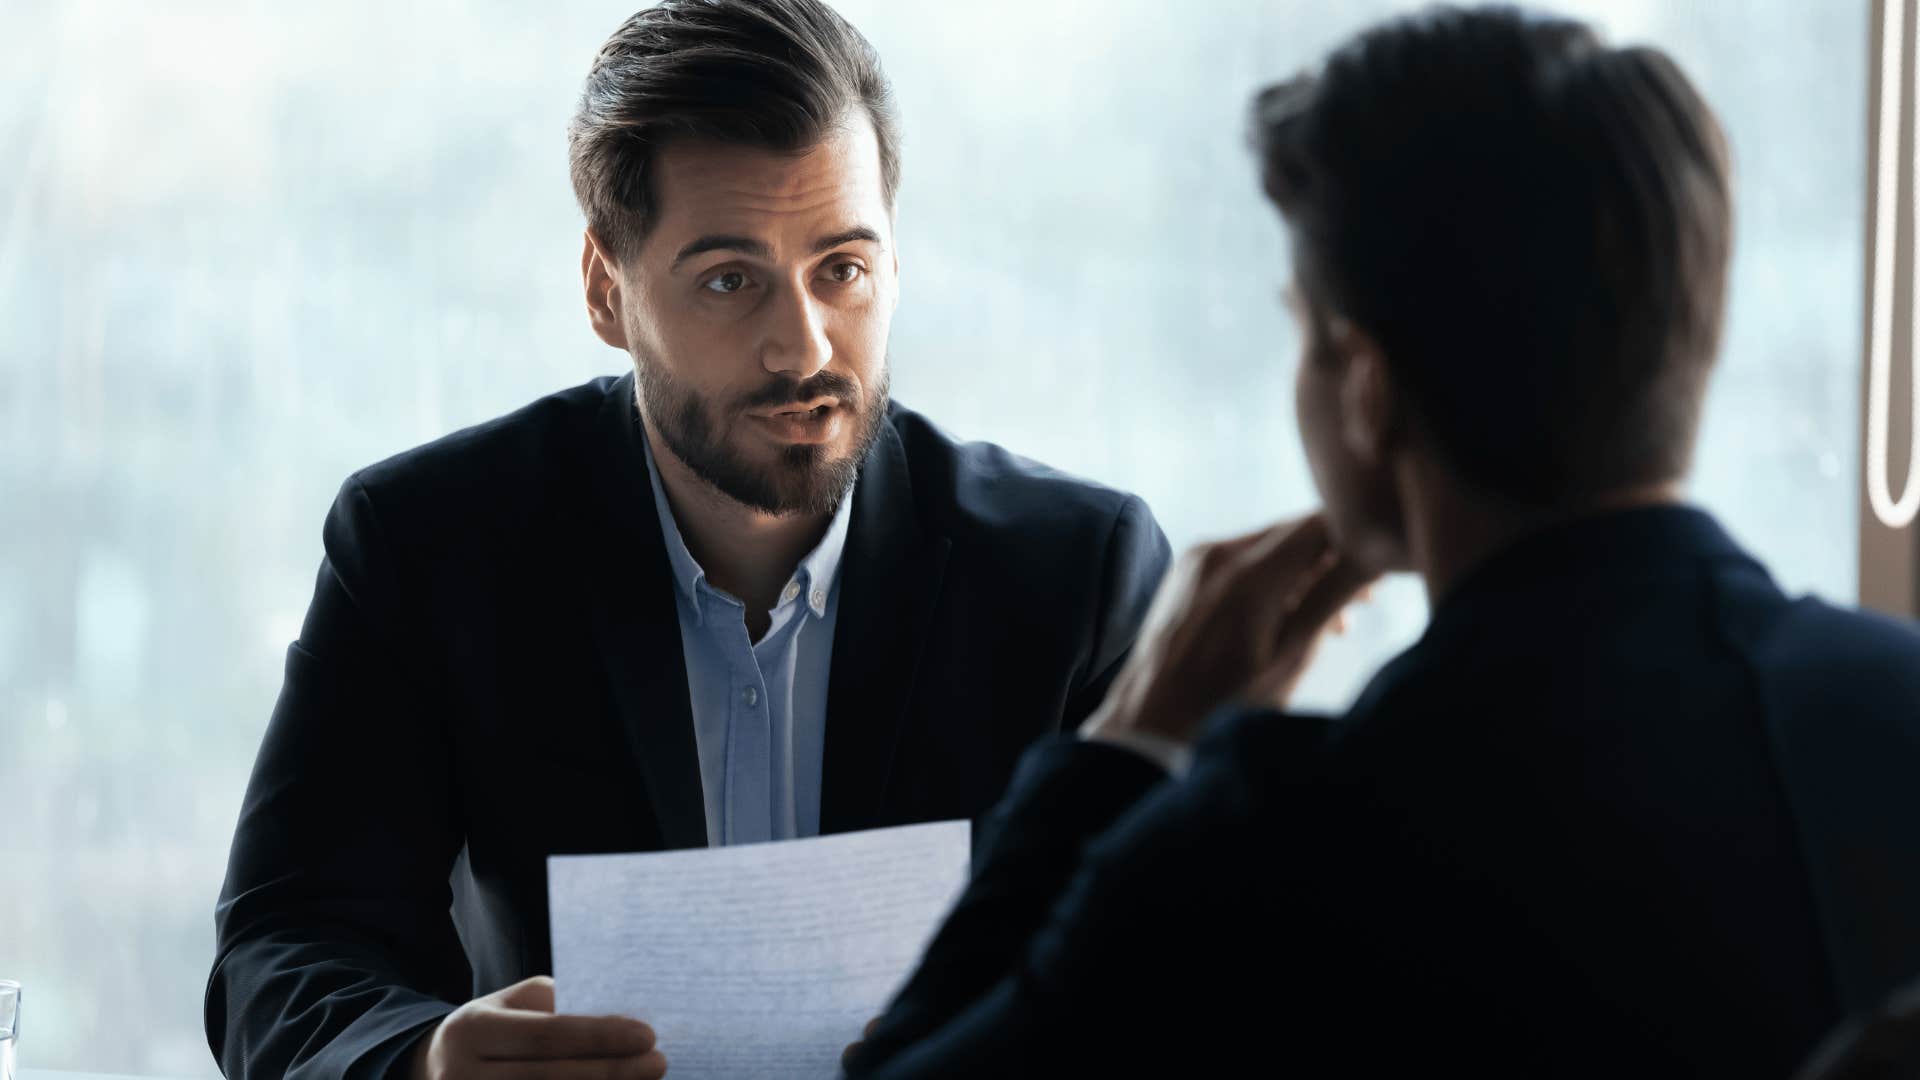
[
  {"left": 841, "top": 1014, "right": 886, "bottom": 1069},
  {"left": 1187, "top": 516, "right": 1334, "bottom": 621},
  {"left": 1210, "top": 516, "right": 1337, "bottom": 615},
  {"left": 840, "top": 1014, "right": 888, "bottom": 1070},
  {"left": 1275, "top": 558, "right": 1378, "bottom": 655},
  {"left": 1196, "top": 513, "right": 1330, "bottom": 584},
  {"left": 496, "top": 976, "right": 557, "bottom": 1012},
  {"left": 1217, "top": 516, "right": 1303, "bottom": 558},
  {"left": 1243, "top": 620, "right": 1333, "bottom": 706},
  {"left": 1243, "top": 513, "right": 1332, "bottom": 575},
  {"left": 1241, "top": 560, "right": 1373, "bottom": 706},
  {"left": 484, "top": 1049, "right": 668, "bottom": 1080},
  {"left": 470, "top": 976, "right": 656, "bottom": 1061},
  {"left": 467, "top": 1011, "right": 657, "bottom": 1061}
]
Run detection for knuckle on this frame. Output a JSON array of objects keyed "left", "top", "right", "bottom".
[
  {"left": 1193, "top": 542, "right": 1231, "bottom": 574},
  {"left": 627, "top": 1020, "right": 657, "bottom": 1053},
  {"left": 1173, "top": 543, "right": 1205, "bottom": 571},
  {"left": 436, "top": 1010, "right": 474, "bottom": 1049}
]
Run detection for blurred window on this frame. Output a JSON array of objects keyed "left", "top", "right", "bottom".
[{"left": 0, "top": 1, "right": 1868, "bottom": 1072}]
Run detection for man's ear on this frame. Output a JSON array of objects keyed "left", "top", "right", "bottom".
[
  {"left": 582, "top": 229, "right": 629, "bottom": 350},
  {"left": 1329, "top": 317, "right": 1398, "bottom": 467}
]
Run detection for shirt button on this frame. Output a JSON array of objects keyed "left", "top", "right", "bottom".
[
  {"left": 810, "top": 589, "right": 828, "bottom": 609},
  {"left": 742, "top": 686, "right": 759, "bottom": 707},
  {"left": 781, "top": 582, "right": 801, "bottom": 604}
]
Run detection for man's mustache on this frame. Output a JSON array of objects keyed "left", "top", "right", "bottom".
[{"left": 735, "top": 371, "right": 862, "bottom": 412}]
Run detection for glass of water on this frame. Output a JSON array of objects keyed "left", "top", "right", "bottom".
[{"left": 0, "top": 980, "right": 18, "bottom": 1080}]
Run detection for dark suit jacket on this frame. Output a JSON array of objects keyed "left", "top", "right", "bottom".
[
  {"left": 204, "top": 373, "right": 1171, "bottom": 1079},
  {"left": 849, "top": 506, "right": 1920, "bottom": 1078}
]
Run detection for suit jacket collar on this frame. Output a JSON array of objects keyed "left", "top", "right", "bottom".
[
  {"left": 588, "top": 375, "right": 952, "bottom": 845},
  {"left": 587, "top": 373, "right": 707, "bottom": 850},
  {"left": 1423, "top": 503, "right": 1769, "bottom": 649},
  {"left": 819, "top": 406, "right": 953, "bottom": 834}
]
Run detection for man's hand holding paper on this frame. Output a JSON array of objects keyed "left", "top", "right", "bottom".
[
  {"left": 547, "top": 821, "right": 970, "bottom": 1079},
  {"left": 406, "top": 976, "right": 665, "bottom": 1080}
]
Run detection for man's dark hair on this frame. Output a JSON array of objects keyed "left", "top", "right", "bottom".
[
  {"left": 1255, "top": 5, "right": 1733, "bottom": 503},
  {"left": 569, "top": 0, "right": 900, "bottom": 264}
]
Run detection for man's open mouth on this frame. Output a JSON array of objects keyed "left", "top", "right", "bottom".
[{"left": 760, "top": 398, "right": 840, "bottom": 418}]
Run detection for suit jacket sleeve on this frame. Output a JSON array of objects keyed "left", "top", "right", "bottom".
[
  {"left": 205, "top": 477, "right": 469, "bottom": 1079},
  {"left": 846, "top": 708, "right": 1330, "bottom": 1077},
  {"left": 1061, "top": 495, "right": 1173, "bottom": 727}
]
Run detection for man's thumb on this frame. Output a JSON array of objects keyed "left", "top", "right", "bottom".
[{"left": 497, "top": 975, "right": 558, "bottom": 1012}]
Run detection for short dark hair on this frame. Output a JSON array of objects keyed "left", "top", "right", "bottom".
[
  {"left": 1255, "top": 6, "right": 1733, "bottom": 503},
  {"left": 569, "top": 0, "right": 901, "bottom": 264}
]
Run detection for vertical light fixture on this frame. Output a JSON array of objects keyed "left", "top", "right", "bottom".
[{"left": 1869, "top": 0, "right": 1920, "bottom": 529}]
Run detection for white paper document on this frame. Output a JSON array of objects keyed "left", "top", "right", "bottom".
[{"left": 548, "top": 819, "right": 970, "bottom": 1079}]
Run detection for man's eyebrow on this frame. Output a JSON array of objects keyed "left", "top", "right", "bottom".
[
  {"left": 669, "top": 227, "right": 884, "bottom": 270},
  {"left": 670, "top": 234, "right": 772, "bottom": 270},
  {"left": 811, "top": 226, "right": 884, "bottom": 254}
]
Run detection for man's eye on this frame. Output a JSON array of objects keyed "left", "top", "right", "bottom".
[
  {"left": 826, "top": 262, "right": 865, "bottom": 284},
  {"left": 704, "top": 271, "right": 749, "bottom": 294}
]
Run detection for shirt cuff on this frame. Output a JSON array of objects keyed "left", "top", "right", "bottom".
[{"left": 1083, "top": 728, "right": 1194, "bottom": 778}]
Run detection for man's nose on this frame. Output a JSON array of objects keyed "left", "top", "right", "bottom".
[{"left": 760, "top": 284, "right": 833, "bottom": 380}]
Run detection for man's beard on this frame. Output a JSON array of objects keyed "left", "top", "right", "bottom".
[{"left": 635, "top": 359, "right": 889, "bottom": 517}]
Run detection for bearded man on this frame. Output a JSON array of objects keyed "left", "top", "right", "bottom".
[{"left": 204, "top": 3, "right": 1169, "bottom": 1077}]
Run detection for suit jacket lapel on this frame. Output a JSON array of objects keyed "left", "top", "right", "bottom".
[
  {"left": 587, "top": 374, "right": 708, "bottom": 851},
  {"left": 820, "top": 417, "right": 953, "bottom": 835}
]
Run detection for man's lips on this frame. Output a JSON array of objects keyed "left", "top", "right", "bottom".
[
  {"left": 751, "top": 397, "right": 842, "bottom": 418},
  {"left": 745, "top": 399, "right": 845, "bottom": 445}
]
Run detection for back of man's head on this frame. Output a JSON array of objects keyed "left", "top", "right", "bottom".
[
  {"left": 1256, "top": 5, "right": 1733, "bottom": 504},
  {"left": 569, "top": 0, "right": 900, "bottom": 266}
]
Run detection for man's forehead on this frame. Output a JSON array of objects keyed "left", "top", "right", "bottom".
[{"left": 649, "top": 120, "right": 889, "bottom": 240}]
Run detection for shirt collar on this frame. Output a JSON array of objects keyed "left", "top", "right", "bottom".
[
  {"left": 796, "top": 475, "right": 854, "bottom": 617},
  {"left": 640, "top": 425, "right": 854, "bottom": 621},
  {"left": 1338, "top": 504, "right": 1763, "bottom": 727},
  {"left": 641, "top": 428, "right": 709, "bottom": 609}
]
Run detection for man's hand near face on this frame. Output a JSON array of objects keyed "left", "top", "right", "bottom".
[
  {"left": 406, "top": 977, "right": 666, "bottom": 1080},
  {"left": 1082, "top": 512, "right": 1375, "bottom": 748}
]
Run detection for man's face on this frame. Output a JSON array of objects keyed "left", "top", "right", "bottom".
[
  {"left": 610, "top": 116, "right": 898, "bottom": 516},
  {"left": 1285, "top": 274, "right": 1410, "bottom": 571}
]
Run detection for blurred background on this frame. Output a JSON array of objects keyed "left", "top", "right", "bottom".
[{"left": 0, "top": 0, "right": 1868, "bottom": 1073}]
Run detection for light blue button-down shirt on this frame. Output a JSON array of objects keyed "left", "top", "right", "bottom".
[{"left": 642, "top": 435, "right": 851, "bottom": 847}]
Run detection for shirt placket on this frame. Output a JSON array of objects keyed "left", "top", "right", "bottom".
[
  {"left": 754, "top": 585, "right": 809, "bottom": 842},
  {"left": 709, "top": 589, "right": 774, "bottom": 847}
]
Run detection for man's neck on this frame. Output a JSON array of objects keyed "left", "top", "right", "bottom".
[
  {"left": 645, "top": 424, "right": 834, "bottom": 630},
  {"left": 1397, "top": 455, "right": 1685, "bottom": 608}
]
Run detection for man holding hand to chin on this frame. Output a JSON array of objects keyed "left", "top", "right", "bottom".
[{"left": 845, "top": 7, "right": 1920, "bottom": 1077}]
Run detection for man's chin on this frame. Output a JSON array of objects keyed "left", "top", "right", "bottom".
[
  {"left": 692, "top": 440, "right": 853, "bottom": 516},
  {"left": 772, "top": 447, "right": 857, "bottom": 497},
  {"left": 729, "top": 411, "right": 861, "bottom": 462}
]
